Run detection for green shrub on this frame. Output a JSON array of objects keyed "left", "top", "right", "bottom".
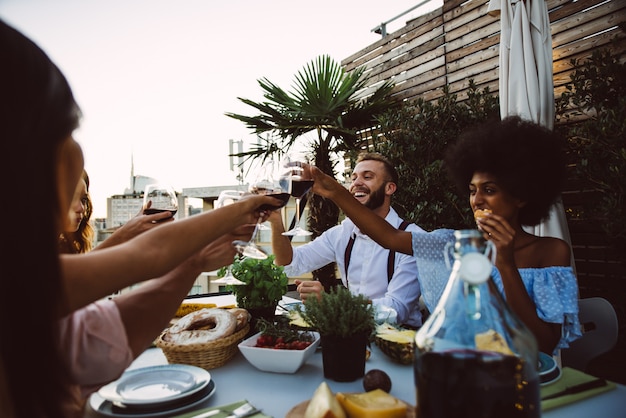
[
  {"left": 295, "top": 286, "right": 375, "bottom": 338},
  {"left": 219, "top": 255, "right": 288, "bottom": 309},
  {"left": 556, "top": 48, "right": 626, "bottom": 243},
  {"left": 373, "top": 82, "right": 499, "bottom": 230}
]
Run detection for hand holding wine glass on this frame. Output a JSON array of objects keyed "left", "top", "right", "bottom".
[
  {"left": 230, "top": 164, "right": 283, "bottom": 259},
  {"left": 281, "top": 152, "right": 313, "bottom": 236},
  {"left": 143, "top": 183, "right": 178, "bottom": 218},
  {"left": 248, "top": 160, "right": 291, "bottom": 210}
]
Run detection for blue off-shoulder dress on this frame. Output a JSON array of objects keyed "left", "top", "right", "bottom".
[{"left": 411, "top": 229, "right": 582, "bottom": 351}]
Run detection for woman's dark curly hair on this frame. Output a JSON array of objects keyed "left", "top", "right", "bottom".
[{"left": 444, "top": 116, "right": 566, "bottom": 226}]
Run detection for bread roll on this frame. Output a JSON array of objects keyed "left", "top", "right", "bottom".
[{"left": 474, "top": 208, "right": 492, "bottom": 221}]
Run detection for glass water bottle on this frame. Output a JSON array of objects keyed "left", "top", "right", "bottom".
[{"left": 413, "top": 229, "right": 540, "bottom": 418}]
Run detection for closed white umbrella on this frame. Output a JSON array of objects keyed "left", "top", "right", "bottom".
[
  {"left": 488, "top": 0, "right": 575, "bottom": 270},
  {"left": 489, "top": 0, "right": 554, "bottom": 129}
]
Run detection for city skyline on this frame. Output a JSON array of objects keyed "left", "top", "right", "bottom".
[{"left": 0, "top": 0, "right": 441, "bottom": 218}]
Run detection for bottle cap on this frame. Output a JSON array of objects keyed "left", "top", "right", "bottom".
[{"left": 459, "top": 253, "right": 491, "bottom": 284}]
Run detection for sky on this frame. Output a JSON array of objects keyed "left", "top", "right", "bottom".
[{"left": 0, "top": 0, "right": 441, "bottom": 218}]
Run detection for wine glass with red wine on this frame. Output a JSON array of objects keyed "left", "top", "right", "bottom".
[
  {"left": 281, "top": 152, "right": 313, "bottom": 237},
  {"left": 143, "top": 183, "right": 178, "bottom": 217}
]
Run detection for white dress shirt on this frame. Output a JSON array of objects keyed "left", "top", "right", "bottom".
[{"left": 284, "top": 207, "right": 425, "bottom": 327}]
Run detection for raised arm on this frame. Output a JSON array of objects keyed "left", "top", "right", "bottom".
[
  {"left": 96, "top": 206, "right": 173, "bottom": 250},
  {"left": 267, "top": 209, "right": 294, "bottom": 266},
  {"left": 60, "top": 195, "right": 280, "bottom": 313},
  {"left": 309, "top": 165, "right": 413, "bottom": 255}
]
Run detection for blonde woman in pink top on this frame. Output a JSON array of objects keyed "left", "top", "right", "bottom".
[{"left": 58, "top": 173, "right": 252, "bottom": 413}]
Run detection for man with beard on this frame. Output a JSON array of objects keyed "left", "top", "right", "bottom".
[{"left": 268, "top": 152, "right": 425, "bottom": 328}]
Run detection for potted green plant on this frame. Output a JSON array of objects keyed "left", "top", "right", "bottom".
[
  {"left": 294, "top": 286, "right": 376, "bottom": 382},
  {"left": 218, "top": 255, "right": 288, "bottom": 327}
]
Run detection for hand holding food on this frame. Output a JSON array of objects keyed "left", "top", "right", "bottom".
[{"left": 474, "top": 208, "right": 492, "bottom": 222}]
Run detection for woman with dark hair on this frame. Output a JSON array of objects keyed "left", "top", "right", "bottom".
[
  {"left": 305, "top": 116, "right": 580, "bottom": 355},
  {"left": 1, "top": 18, "right": 83, "bottom": 417},
  {"left": 1, "top": 19, "right": 279, "bottom": 417}
]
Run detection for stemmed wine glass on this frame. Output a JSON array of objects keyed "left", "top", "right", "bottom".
[
  {"left": 143, "top": 183, "right": 178, "bottom": 217},
  {"left": 281, "top": 152, "right": 313, "bottom": 236},
  {"left": 213, "top": 190, "right": 246, "bottom": 285},
  {"left": 231, "top": 162, "right": 285, "bottom": 259}
]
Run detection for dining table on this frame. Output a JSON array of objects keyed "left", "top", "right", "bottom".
[{"left": 84, "top": 294, "right": 626, "bottom": 418}]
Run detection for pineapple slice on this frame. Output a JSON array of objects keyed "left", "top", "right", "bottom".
[
  {"left": 374, "top": 325, "right": 416, "bottom": 364},
  {"left": 174, "top": 302, "right": 217, "bottom": 318},
  {"left": 288, "top": 310, "right": 312, "bottom": 328},
  {"left": 475, "top": 329, "right": 514, "bottom": 355}
]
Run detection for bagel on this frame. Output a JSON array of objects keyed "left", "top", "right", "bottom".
[
  {"left": 228, "top": 308, "right": 250, "bottom": 331},
  {"left": 163, "top": 308, "right": 237, "bottom": 345}
]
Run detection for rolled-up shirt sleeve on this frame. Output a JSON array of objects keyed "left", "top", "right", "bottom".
[
  {"left": 58, "top": 299, "right": 133, "bottom": 398},
  {"left": 283, "top": 225, "right": 345, "bottom": 278}
]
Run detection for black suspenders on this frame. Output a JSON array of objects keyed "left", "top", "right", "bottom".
[{"left": 344, "top": 220, "right": 410, "bottom": 286}]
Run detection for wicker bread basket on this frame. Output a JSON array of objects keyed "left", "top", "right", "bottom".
[{"left": 156, "top": 324, "right": 250, "bottom": 370}]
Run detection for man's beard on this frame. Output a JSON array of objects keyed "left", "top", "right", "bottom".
[{"left": 363, "top": 184, "right": 386, "bottom": 210}]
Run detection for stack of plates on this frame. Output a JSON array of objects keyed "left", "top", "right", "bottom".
[{"left": 90, "top": 364, "right": 216, "bottom": 417}]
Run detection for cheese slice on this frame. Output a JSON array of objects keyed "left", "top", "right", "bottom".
[
  {"left": 304, "top": 382, "right": 346, "bottom": 418},
  {"left": 336, "top": 389, "right": 407, "bottom": 418}
]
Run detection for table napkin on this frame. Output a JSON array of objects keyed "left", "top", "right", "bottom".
[
  {"left": 540, "top": 367, "right": 616, "bottom": 411},
  {"left": 172, "top": 400, "right": 271, "bottom": 418}
]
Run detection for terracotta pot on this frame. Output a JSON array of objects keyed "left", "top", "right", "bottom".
[{"left": 320, "top": 332, "right": 368, "bottom": 382}]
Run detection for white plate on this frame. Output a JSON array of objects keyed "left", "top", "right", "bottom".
[
  {"left": 98, "top": 364, "right": 210, "bottom": 407},
  {"left": 90, "top": 379, "right": 216, "bottom": 417},
  {"left": 538, "top": 352, "right": 562, "bottom": 386}
]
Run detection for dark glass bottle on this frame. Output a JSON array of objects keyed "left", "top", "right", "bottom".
[{"left": 414, "top": 229, "right": 540, "bottom": 418}]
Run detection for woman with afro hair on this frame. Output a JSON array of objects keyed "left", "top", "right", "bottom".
[{"left": 306, "top": 116, "right": 580, "bottom": 355}]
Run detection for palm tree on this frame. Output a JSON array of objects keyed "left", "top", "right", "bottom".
[{"left": 225, "top": 54, "right": 396, "bottom": 288}]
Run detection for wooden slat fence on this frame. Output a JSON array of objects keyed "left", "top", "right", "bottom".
[
  {"left": 343, "top": 0, "right": 626, "bottom": 104},
  {"left": 341, "top": 0, "right": 626, "bottom": 354}
]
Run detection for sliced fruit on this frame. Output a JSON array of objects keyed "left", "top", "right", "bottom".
[
  {"left": 475, "top": 329, "right": 514, "bottom": 355},
  {"left": 288, "top": 310, "right": 312, "bottom": 328},
  {"left": 174, "top": 302, "right": 217, "bottom": 318},
  {"left": 304, "top": 381, "right": 346, "bottom": 418},
  {"left": 374, "top": 324, "right": 415, "bottom": 365}
]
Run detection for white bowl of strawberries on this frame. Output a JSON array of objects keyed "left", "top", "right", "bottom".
[{"left": 238, "top": 326, "right": 320, "bottom": 373}]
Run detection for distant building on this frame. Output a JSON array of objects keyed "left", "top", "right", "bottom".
[
  {"left": 98, "top": 178, "right": 317, "bottom": 298},
  {"left": 107, "top": 192, "right": 144, "bottom": 228}
]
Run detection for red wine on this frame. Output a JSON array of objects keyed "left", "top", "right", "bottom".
[
  {"left": 414, "top": 349, "right": 540, "bottom": 418},
  {"left": 258, "top": 192, "right": 291, "bottom": 210},
  {"left": 290, "top": 179, "right": 313, "bottom": 198},
  {"left": 144, "top": 208, "right": 177, "bottom": 216}
]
